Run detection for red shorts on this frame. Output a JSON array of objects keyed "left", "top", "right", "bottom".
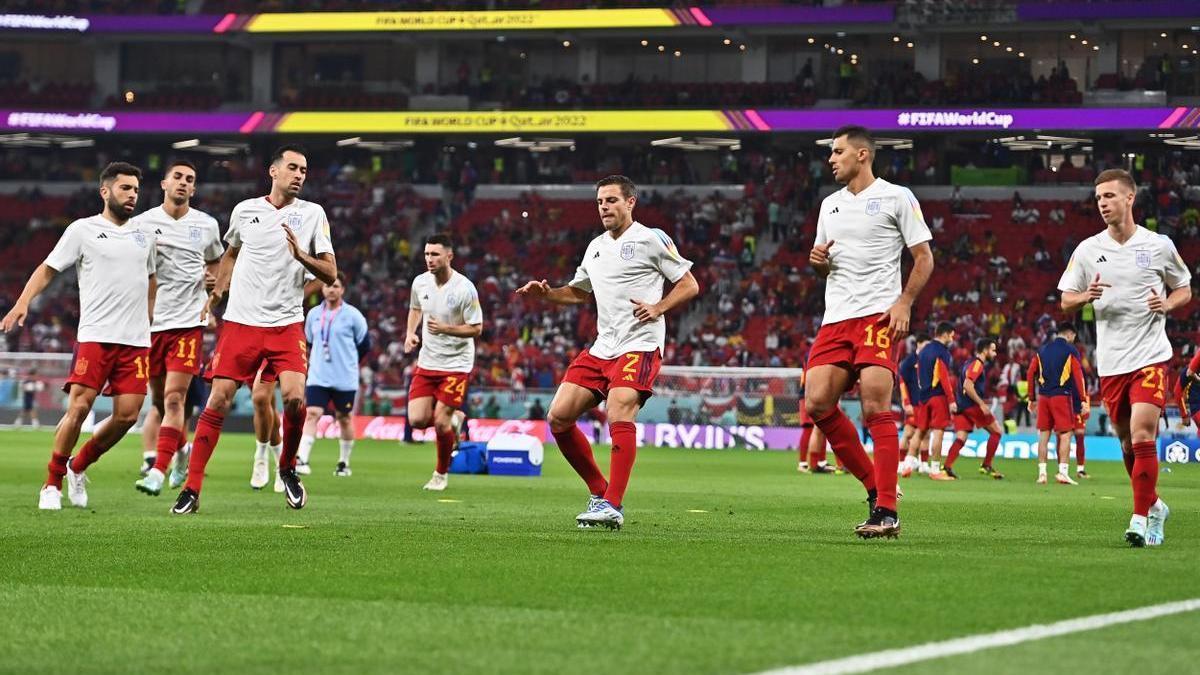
[
  {"left": 209, "top": 321, "right": 306, "bottom": 386},
  {"left": 149, "top": 327, "right": 203, "bottom": 377},
  {"left": 807, "top": 313, "right": 897, "bottom": 376},
  {"left": 1100, "top": 362, "right": 1168, "bottom": 423},
  {"left": 1074, "top": 410, "right": 1088, "bottom": 431},
  {"left": 563, "top": 348, "right": 662, "bottom": 401},
  {"left": 954, "top": 406, "right": 994, "bottom": 433},
  {"left": 255, "top": 360, "right": 277, "bottom": 385},
  {"left": 1036, "top": 395, "right": 1075, "bottom": 433},
  {"left": 64, "top": 342, "right": 150, "bottom": 396},
  {"left": 904, "top": 413, "right": 917, "bottom": 427},
  {"left": 916, "top": 394, "right": 951, "bottom": 431},
  {"left": 409, "top": 367, "right": 471, "bottom": 409}
]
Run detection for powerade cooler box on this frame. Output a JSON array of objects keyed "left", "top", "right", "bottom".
[{"left": 486, "top": 433, "right": 543, "bottom": 477}]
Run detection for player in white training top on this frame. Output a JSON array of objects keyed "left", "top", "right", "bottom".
[
  {"left": 517, "top": 175, "right": 699, "bottom": 529},
  {"left": 3, "top": 162, "right": 156, "bottom": 511},
  {"left": 1058, "top": 168, "right": 1191, "bottom": 547},
  {"left": 171, "top": 144, "right": 336, "bottom": 515},
  {"left": 807, "top": 125, "right": 934, "bottom": 540},
  {"left": 133, "top": 159, "right": 224, "bottom": 497}
]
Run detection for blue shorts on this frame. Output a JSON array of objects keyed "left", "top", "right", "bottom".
[
  {"left": 306, "top": 385, "right": 356, "bottom": 415},
  {"left": 185, "top": 374, "right": 207, "bottom": 411}
]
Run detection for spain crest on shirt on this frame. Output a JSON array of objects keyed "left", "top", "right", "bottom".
[
  {"left": 133, "top": 231, "right": 148, "bottom": 248},
  {"left": 620, "top": 242, "right": 636, "bottom": 260},
  {"left": 1135, "top": 249, "right": 1151, "bottom": 268},
  {"left": 866, "top": 198, "right": 881, "bottom": 216},
  {"left": 286, "top": 213, "right": 302, "bottom": 229},
  {"left": 189, "top": 226, "right": 202, "bottom": 244}
]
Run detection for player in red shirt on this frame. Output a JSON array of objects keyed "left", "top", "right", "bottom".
[
  {"left": 807, "top": 126, "right": 934, "bottom": 538},
  {"left": 172, "top": 145, "right": 337, "bottom": 514},
  {"left": 944, "top": 338, "right": 1005, "bottom": 479},
  {"left": 4, "top": 163, "right": 156, "bottom": 510}
]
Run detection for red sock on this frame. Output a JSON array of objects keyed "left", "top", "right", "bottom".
[
  {"left": 46, "top": 452, "right": 69, "bottom": 489},
  {"left": 435, "top": 427, "right": 456, "bottom": 474},
  {"left": 603, "top": 421, "right": 637, "bottom": 508},
  {"left": 811, "top": 434, "right": 828, "bottom": 465},
  {"left": 813, "top": 409, "right": 875, "bottom": 491},
  {"left": 798, "top": 426, "right": 813, "bottom": 465},
  {"left": 1074, "top": 432, "right": 1085, "bottom": 465},
  {"left": 69, "top": 438, "right": 103, "bottom": 473},
  {"left": 553, "top": 425, "right": 607, "bottom": 495},
  {"left": 153, "top": 425, "right": 182, "bottom": 473},
  {"left": 945, "top": 437, "right": 966, "bottom": 469},
  {"left": 983, "top": 432, "right": 1000, "bottom": 466},
  {"left": 866, "top": 412, "right": 899, "bottom": 511},
  {"left": 179, "top": 429, "right": 189, "bottom": 450},
  {"left": 1122, "top": 450, "right": 1134, "bottom": 477},
  {"left": 1131, "top": 441, "right": 1159, "bottom": 516},
  {"left": 279, "top": 406, "right": 304, "bottom": 471},
  {"left": 919, "top": 448, "right": 930, "bottom": 463},
  {"left": 185, "top": 408, "right": 225, "bottom": 493}
]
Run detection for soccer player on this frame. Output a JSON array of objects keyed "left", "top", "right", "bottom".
[
  {"left": 1059, "top": 168, "right": 1190, "bottom": 546},
  {"left": 912, "top": 322, "right": 957, "bottom": 480},
  {"left": 806, "top": 125, "right": 933, "bottom": 539},
  {"left": 797, "top": 361, "right": 835, "bottom": 474},
  {"left": 297, "top": 272, "right": 369, "bottom": 477},
  {"left": 1026, "top": 323, "right": 1087, "bottom": 485},
  {"left": 946, "top": 338, "right": 1005, "bottom": 479},
  {"left": 899, "top": 333, "right": 930, "bottom": 477},
  {"left": 1071, "top": 366, "right": 1091, "bottom": 479},
  {"left": 1177, "top": 352, "right": 1200, "bottom": 428},
  {"left": 405, "top": 234, "right": 483, "bottom": 492},
  {"left": 133, "top": 160, "right": 224, "bottom": 497},
  {"left": 517, "top": 175, "right": 699, "bottom": 529},
  {"left": 171, "top": 144, "right": 336, "bottom": 514},
  {"left": 2, "top": 163, "right": 155, "bottom": 510},
  {"left": 15, "top": 369, "right": 44, "bottom": 428}
]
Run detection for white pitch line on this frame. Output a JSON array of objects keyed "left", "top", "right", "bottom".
[{"left": 753, "top": 598, "right": 1200, "bottom": 675}]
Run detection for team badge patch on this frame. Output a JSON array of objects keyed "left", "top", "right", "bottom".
[
  {"left": 865, "top": 198, "right": 881, "bottom": 216},
  {"left": 286, "top": 213, "right": 302, "bottom": 229},
  {"left": 74, "top": 357, "right": 88, "bottom": 376},
  {"left": 189, "top": 226, "right": 202, "bottom": 244},
  {"left": 133, "top": 232, "right": 147, "bottom": 248},
  {"left": 620, "top": 242, "right": 636, "bottom": 260},
  {"left": 1135, "top": 249, "right": 1151, "bottom": 269}
]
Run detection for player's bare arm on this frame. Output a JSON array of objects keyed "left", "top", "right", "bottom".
[
  {"left": 631, "top": 270, "right": 699, "bottom": 323},
  {"left": 404, "top": 308, "right": 422, "bottom": 353},
  {"left": 204, "top": 260, "right": 220, "bottom": 292},
  {"left": 1061, "top": 273, "right": 1111, "bottom": 313},
  {"left": 885, "top": 241, "right": 933, "bottom": 337},
  {"left": 964, "top": 379, "right": 987, "bottom": 411},
  {"left": 426, "top": 319, "right": 483, "bottom": 338},
  {"left": 2, "top": 263, "right": 57, "bottom": 332},
  {"left": 282, "top": 224, "right": 337, "bottom": 284},
  {"left": 1147, "top": 285, "right": 1191, "bottom": 315},
  {"left": 515, "top": 279, "right": 590, "bottom": 305},
  {"left": 809, "top": 239, "right": 834, "bottom": 278},
  {"left": 147, "top": 274, "right": 157, "bottom": 326},
  {"left": 202, "top": 245, "right": 239, "bottom": 321}
]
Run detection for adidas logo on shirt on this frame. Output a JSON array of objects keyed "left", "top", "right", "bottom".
[
  {"left": 829, "top": 207, "right": 839, "bottom": 215},
  {"left": 249, "top": 217, "right": 260, "bottom": 225},
  {"left": 1096, "top": 255, "right": 1108, "bottom": 263},
  {"left": 155, "top": 228, "right": 163, "bottom": 235},
  {"left": 96, "top": 233, "right": 108, "bottom": 239},
  {"left": 593, "top": 251, "right": 601, "bottom": 259}
]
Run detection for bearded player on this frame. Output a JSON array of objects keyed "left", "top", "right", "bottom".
[
  {"left": 1059, "top": 168, "right": 1190, "bottom": 547},
  {"left": 517, "top": 175, "right": 699, "bottom": 530}
]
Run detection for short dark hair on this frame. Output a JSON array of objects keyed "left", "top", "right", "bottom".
[
  {"left": 596, "top": 175, "right": 637, "bottom": 199},
  {"left": 914, "top": 333, "right": 931, "bottom": 344},
  {"left": 271, "top": 144, "right": 307, "bottom": 165},
  {"left": 332, "top": 271, "right": 348, "bottom": 286},
  {"left": 99, "top": 161, "right": 142, "bottom": 186},
  {"left": 426, "top": 233, "right": 454, "bottom": 250},
  {"left": 975, "top": 338, "right": 996, "bottom": 353},
  {"left": 165, "top": 159, "right": 197, "bottom": 177},
  {"left": 1094, "top": 168, "right": 1136, "bottom": 193},
  {"left": 935, "top": 321, "right": 955, "bottom": 336},
  {"left": 1057, "top": 322, "right": 1077, "bottom": 335},
  {"left": 832, "top": 125, "right": 876, "bottom": 156}
]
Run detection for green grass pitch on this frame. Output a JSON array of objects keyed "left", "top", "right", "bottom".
[{"left": 1, "top": 429, "right": 1198, "bottom": 674}]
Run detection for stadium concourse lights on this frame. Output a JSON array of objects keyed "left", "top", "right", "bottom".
[
  {"left": 494, "top": 137, "right": 575, "bottom": 152},
  {"left": 994, "top": 134, "right": 1091, "bottom": 150},
  {"left": 1163, "top": 135, "right": 1200, "bottom": 148},
  {"left": 170, "top": 139, "right": 247, "bottom": 155},
  {"left": 336, "top": 137, "right": 414, "bottom": 150},
  {"left": 650, "top": 136, "right": 741, "bottom": 151},
  {"left": 815, "top": 136, "right": 912, "bottom": 150},
  {"left": 0, "top": 133, "right": 93, "bottom": 148}
]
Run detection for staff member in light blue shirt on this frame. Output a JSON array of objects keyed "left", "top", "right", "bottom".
[{"left": 297, "top": 272, "right": 370, "bottom": 476}]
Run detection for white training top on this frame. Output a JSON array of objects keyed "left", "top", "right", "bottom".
[
  {"left": 814, "top": 178, "right": 933, "bottom": 325},
  {"left": 1058, "top": 225, "right": 1191, "bottom": 377},
  {"left": 224, "top": 196, "right": 334, "bottom": 327},
  {"left": 132, "top": 204, "right": 223, "bottom": 332},
  {"left": 569, "top": 221, "right": 693, "bottom": 360},
  {"left": 44, "top": 214, "right": 156, "bottom": 347},
  {"left": 410, "top": 270, "right": 483, "bottom": 373}
]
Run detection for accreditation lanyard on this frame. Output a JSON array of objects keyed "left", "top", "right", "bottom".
[{"left": 319, "top": 303, "right": 341, "bottom": 361}]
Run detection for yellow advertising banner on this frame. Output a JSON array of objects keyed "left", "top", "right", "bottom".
[
  {"left": 246, "top": 9, "right": 679, "bottom": 32},
  {"left": 276, "top": 110, "right": 733, "bottom": 133}
]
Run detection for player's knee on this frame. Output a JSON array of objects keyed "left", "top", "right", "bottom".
[
  {"left": 408, "top": 412, "right": 431, "bottom": 429},
  {"left": 546, "top": 408, "right": 575, "bottom": 433},
  {"left": 283, "top": 397, "right": 305, "bottom": 416},
  {"left": 163, "top": 391, "right": 185, "bottom": 412},
  {"left": 111, "top": 409, "right": 140, "bottom": 427},
  {"left": 804, "top": 398, "right": 834, "bottom": 420}
]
